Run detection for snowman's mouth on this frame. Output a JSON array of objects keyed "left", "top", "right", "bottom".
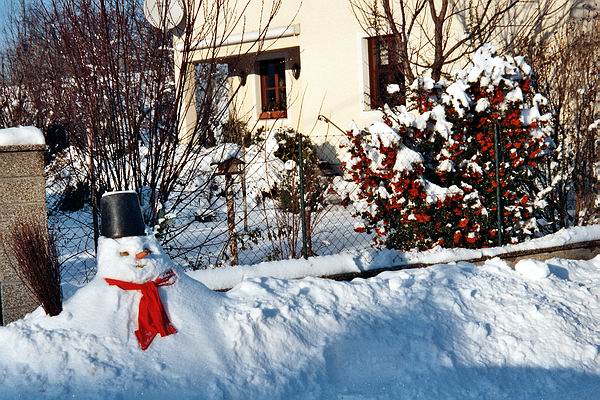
[{"left": 135, "top": 264, "right": 146, "bottom": 269}]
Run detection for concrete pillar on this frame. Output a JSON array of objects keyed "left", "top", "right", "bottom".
[
  {"left": 174, "top": 49, "right": 198, "bottom": 143},
  {"left": 0, "top": 144, "right": 46, "bottom": 325}
]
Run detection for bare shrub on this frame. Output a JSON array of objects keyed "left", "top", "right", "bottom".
[
  {"left": 6, "top": 218, "right": 62, "bottom": 317},
  {"left": 515, "top": 16, "right": 600, "bottom": 229},
  {"left": 258, "top": 128, "right": 330, "bottom": 259},
  {"left": 2, "top": 0, "right": 291, "bottom": 268}
]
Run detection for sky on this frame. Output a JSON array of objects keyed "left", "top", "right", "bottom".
[
  {"left": 0, "top": 0, "right": 21, "bottom": 47},
  {"left": 0, "top": 0, "right": 18, "bottom": 27}
]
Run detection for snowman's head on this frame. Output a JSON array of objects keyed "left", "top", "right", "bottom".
[{"left": 96, "top": 235, "right": 175, "bottom": 282}]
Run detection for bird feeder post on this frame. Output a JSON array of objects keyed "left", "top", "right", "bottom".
[
  {"left": 212, "top": 157, "right": 244, "bottom": 266},
  {"left": 225, "top": 174, "right": 238, "bottom": 265}
]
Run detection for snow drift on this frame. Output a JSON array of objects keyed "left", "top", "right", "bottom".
[{"left": 1, "top": 253, "right": 600, "bottom": 399}]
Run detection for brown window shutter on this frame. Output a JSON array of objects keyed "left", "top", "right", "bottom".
[
  {"left": 367, "top": 35, "right": 405, "bottom": 109},
  {"left": 367, "top": 37, "right": 380, "bottom": 109}
]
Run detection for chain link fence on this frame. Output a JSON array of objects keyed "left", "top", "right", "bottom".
[
  {"left": 49, "top": 123, "right": 537, "bottom": 287},
  {"left": 46, "top": 157, "right": 97, "bottom": 285},
  {"left": 48, "top": 130, "right": 374, "bottom": 285},
  {"left": 146, "top": 130, "right": 374, "bottom": 267}
]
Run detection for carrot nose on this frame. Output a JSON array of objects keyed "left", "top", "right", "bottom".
[{"left": 135, "top": 249, "right": 151, "bottom": 260}]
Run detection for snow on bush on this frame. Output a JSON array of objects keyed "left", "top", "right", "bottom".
[
  {"left": 341, "top": 44, "right": 554, "bottom": 250},
  {"left": 248, "top": 127, "right": 330, "bottom": 259}
]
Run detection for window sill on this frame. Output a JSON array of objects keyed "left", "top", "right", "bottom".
[{"left": 259, "top": 111, "right": 288, "bottom": 120}]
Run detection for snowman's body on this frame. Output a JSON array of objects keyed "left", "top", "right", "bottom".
[
  {"left": 26, "top": 191, "right": 222, "bottom": 352},
  {"left": 49, "top": 237, "right": 218, "bottom": 345}
]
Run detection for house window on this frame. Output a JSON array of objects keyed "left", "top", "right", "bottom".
[
  {"left": 259, "top": 58, "right": 287, "bottom": 119},
  {"left": 367, "top": 35, "right": 405, "bottom": 109}
]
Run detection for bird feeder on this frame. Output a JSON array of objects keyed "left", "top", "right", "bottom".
[
  {"left": 212, "top": 157, "right": 244, "bottom": 176},
  {"left": 211, "top": 157, "right": 245, "bottom": 265}
]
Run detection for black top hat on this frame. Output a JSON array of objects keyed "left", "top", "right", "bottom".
[{"left": 100, "top": 191, "right": 146, "bottom": 239}]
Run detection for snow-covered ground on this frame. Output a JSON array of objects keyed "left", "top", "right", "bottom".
[
  {"left": 191, "top": 225, "right": 600, "bottom": 290},
  {"left": 2, "top": 254, "right": 600, "bottom": 399}
]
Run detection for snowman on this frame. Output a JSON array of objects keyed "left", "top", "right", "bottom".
[{"left": 97, "top": 191, "right": 178, "bottom": 350}]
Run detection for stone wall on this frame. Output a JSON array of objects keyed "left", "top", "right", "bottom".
[{"left": 0, "top": 144, "right": 46, "bottom": 325}]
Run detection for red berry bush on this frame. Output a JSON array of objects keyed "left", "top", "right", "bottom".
[{"left": 340, "top": 45, "right": 553, "bottom": 250}]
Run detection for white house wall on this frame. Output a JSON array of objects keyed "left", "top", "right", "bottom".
[
  {"left": 185, "top": 0, "right": 384, "bottom": 142},
  {"left": 180, "top": 0, "right": 581, "bottom": 144}
]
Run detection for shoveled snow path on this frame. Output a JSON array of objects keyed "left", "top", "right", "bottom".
[{"left": 1, "top": 256, "right": 600, "bottom": 399}]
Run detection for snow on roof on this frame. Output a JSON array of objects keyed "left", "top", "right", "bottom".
[{"left": 0, "top": 126, "right": 45, "bottom": 146}]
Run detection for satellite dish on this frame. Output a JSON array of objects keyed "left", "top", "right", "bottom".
[{"left": 144, "top": 0, "right": 185, "bottom": 30}]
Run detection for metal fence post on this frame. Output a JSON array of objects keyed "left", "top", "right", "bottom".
[
  {"left": 494, "top": 123, "right": 503, "bottom": 247},
  {"left": 297, "top": 134, "right": 309, "bottom": 259}
]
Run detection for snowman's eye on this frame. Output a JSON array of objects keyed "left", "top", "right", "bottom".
[{"left": 119, "top": 251, "right": 130, "bottom": 257}]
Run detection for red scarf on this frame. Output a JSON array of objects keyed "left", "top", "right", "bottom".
[{"left": 105, "top": 270, "right": 177, "bottom": 350}]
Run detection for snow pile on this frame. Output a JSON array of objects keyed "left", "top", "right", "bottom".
[
  {"left": 184, "top": 139, "right": 285, "bottom": 202},
  {"left": 207, "top": 142, "right": 242, "bottom": 165},
  {"left": 243, "top": 133, "right": 286, "bottom": 200},
  {"left": 193, "top": 129, "right": 296, "bottom": 203},
  {"left": 45, "top": 130, "right": 287, "bottom": 214},
  {"left": 2, "top": 254, "right": 600, "bottom": 399},
  {"left": 515, "top": 259, "right": 551, "bottom": 280},
  {"left": 0, "top": 126, "right": 45, "bottom": 146}
]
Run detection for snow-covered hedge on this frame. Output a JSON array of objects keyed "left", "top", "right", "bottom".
[{"left": 340, "top": 44, "right": 554, "bottom": 250}]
